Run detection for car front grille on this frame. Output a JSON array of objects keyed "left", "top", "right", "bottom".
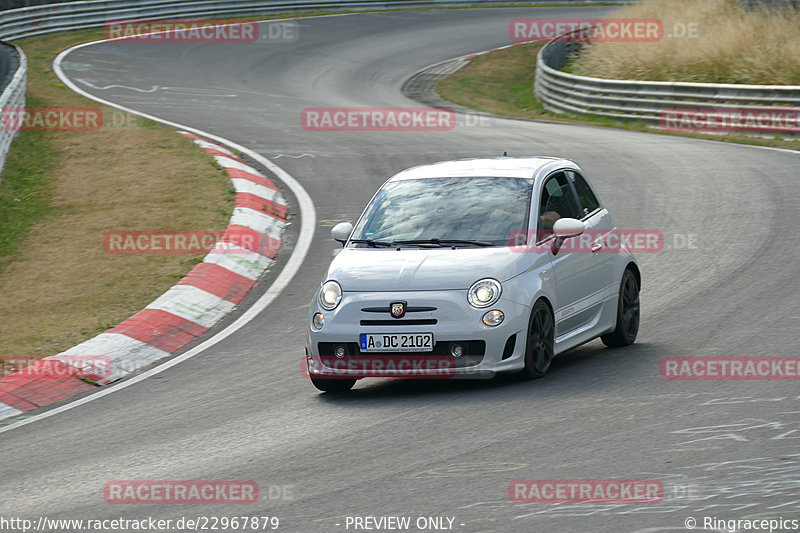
[
  {"left": 361, "top": 306, "right": 437, "bottom": 314},
  {"left": 317, "top": 340, "right": 485, "bottom": 368},
  {"left": 359, "top": 319, "right": 437, "bottom": 326}
]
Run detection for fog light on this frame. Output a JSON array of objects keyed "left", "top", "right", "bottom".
[
  {"left": 335, "top": 345, "right": 346, "bottom": 358},
  {"left": 450, "top": 344, "right": 464, "bottom": 358},
  {"left": 312, "top": 313, "right": 325, "bottom": 330},
  {"left": 482, "top": 309, "right": 504, "bottom": 326}
]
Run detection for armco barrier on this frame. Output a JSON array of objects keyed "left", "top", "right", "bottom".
[
  {"left": 0, "top": 0, "right": 630, "bottom": 181},
  {"left": 0, "top": 41, "right": 25, "bottom": 179},
  {"left": 2, "top": 0, "right": 798, "bottom": 177},
  {"left": 534, "top": 32, "right": 800, "bottom": 131},
  {"left": 0, "top": 0, "right": 629, "bottom": 41}
]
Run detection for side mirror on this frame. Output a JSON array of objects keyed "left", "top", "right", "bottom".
[
  {"left": 552, "top": 218, "right": 585, "bottom": 238},
  {"left": 331, "top": 222, "right": 354, "bottom": 244}
]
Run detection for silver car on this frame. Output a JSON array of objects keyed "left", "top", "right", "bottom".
[{"left": 305, "top": 157, "right": 640, "bottom": 392}]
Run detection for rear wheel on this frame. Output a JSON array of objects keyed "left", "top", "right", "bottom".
[
  {"left": 521, "top": 300, "right": 555, "bottom": 379},
  {"left": 310, "top": 377, "right": 356, "bottom": 393},
  {"left": 601, "top": 268, "right": 639, "bottom": 347}
]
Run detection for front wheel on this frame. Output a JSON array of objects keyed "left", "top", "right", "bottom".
[
  {"left": 521, "top": 299, "right": 555, "bottom": 379},
  {"left": 310, "top": 377, "right": 356, "bottom": 393},
  {"left": 601, "top": 268, "right": 640, "bottom": 347}
]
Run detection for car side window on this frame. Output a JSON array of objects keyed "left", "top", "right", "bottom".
[
  {"left": 538, "top": 172, "right": 581, "bottom": 236},
  {"left": 567, "top": 170, "right": 600, "bottom": 217}
]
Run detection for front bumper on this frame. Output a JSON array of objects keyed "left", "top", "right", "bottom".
[{"left": 306, "top": 289, "right": 531, "bottom": 379}]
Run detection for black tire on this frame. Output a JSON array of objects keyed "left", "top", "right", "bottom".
[
  {"left": 521, "top": 299, "right": 555, "bottom": 379},
  {"left": 601, "top": 268, "right": 640, "bottom": 347},
  {"left": 310, "top": 377, "right": 356, "bottom": 393}
]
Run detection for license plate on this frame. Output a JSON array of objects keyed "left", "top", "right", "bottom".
[{"left": 359, "top": 333, "right": 434, "bottom": 352}]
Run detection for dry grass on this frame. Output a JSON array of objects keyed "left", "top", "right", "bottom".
[
  {"left": 571, "top": 0, "right": 800, "bottom": 84},
  {"left": 437, "top": 41, "right": 800, "bottom": 151},
  {"left": 0, "top": 28, "right": 234, "bottom": 357}
]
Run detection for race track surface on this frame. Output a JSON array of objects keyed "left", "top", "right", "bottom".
[{"left": 2, "top": 7, "right": 800, "bottom": 533}]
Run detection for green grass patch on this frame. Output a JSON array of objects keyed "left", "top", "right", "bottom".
[
  {"left": 0, "top": 28, "right": 235, "bottom": 356},
  {"left": 0, "top": 95, "right": 60, "bottom": 274}
]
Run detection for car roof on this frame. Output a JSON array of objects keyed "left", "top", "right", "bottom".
[{"left": 388, "top": 157, "right": 578, "bottom": 181}]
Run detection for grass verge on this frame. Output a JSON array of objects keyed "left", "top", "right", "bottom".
[
  {"left": 571, "top": 0, "right": 800, "bottom": 84},
  {"left": 0, "top": 28, "right": 235, "bottom": 358},
  {"left": 436, "top": 42, "right": 800, "bottom": 151},
  {"left": 0, "top": 96, "right": 59, "bottom": 275}
]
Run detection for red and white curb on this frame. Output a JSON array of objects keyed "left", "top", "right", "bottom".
[{"left": 0, "top": 134, "right": 287, "bottom": 418}]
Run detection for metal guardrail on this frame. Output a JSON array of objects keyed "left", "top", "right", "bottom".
[
  {"left": 0, "top": 0, "right": 630, "bottom": 183},
  {"left": 0, "top": 0, "right": 625, "bottom": 41},
  {"left": 9, "top": 0, "right": 795, "bottom": 180},
  {"left": 534, "top": 35, "right": 800, "bottom": 132},
  {"left": 0, "top": 42, "right": 25, "bottom": 180}
]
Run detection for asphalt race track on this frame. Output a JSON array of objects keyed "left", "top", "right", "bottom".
[{"left": 2, "top": 6, "right": 800, "bottom": 533}]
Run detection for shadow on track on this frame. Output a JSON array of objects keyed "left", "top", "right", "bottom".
[{"left": 311, "top": 340, "right": 660, "bottom": 404}]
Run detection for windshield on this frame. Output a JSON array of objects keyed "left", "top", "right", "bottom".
[{"left": 349, "top": 176, "right": 533, "bottom": 247}]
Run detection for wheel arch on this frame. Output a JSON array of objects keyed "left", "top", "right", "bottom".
[
  {"left": 625, "top": 261, "right": 641, "bottom": 289},
  {"left": 534, "top": 295, "right": 555, "bottom": 318}
]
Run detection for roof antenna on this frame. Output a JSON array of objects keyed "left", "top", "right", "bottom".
[{"left": 502, "top": 151, "right": 508, "bottom": 157}]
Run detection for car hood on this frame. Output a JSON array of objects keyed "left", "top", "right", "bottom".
[{"left": 326, "top": 247, "right": 530, "bottom": 291}]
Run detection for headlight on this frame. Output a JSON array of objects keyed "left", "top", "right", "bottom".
[
  {"left": 318, "top": 280, "right": 342, "bottom": 310},
  {"left": 468, "top": 278, "right": 502, "bottom": 308}
]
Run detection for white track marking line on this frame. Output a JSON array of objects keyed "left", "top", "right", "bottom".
[{"left": 0, "top": 35, "right": 316, "bottom": 435}]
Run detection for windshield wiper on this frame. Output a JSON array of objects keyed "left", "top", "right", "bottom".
[
  {"left": 349, "top": 238, "right": 393, "bottom": 247},
  {"left": 392, "top": 238, "right": 494, "bottom": 247}
]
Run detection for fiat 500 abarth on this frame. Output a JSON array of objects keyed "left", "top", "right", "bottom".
[{"left": 305, "top": 157, "right": 640, "bottom": 392}]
